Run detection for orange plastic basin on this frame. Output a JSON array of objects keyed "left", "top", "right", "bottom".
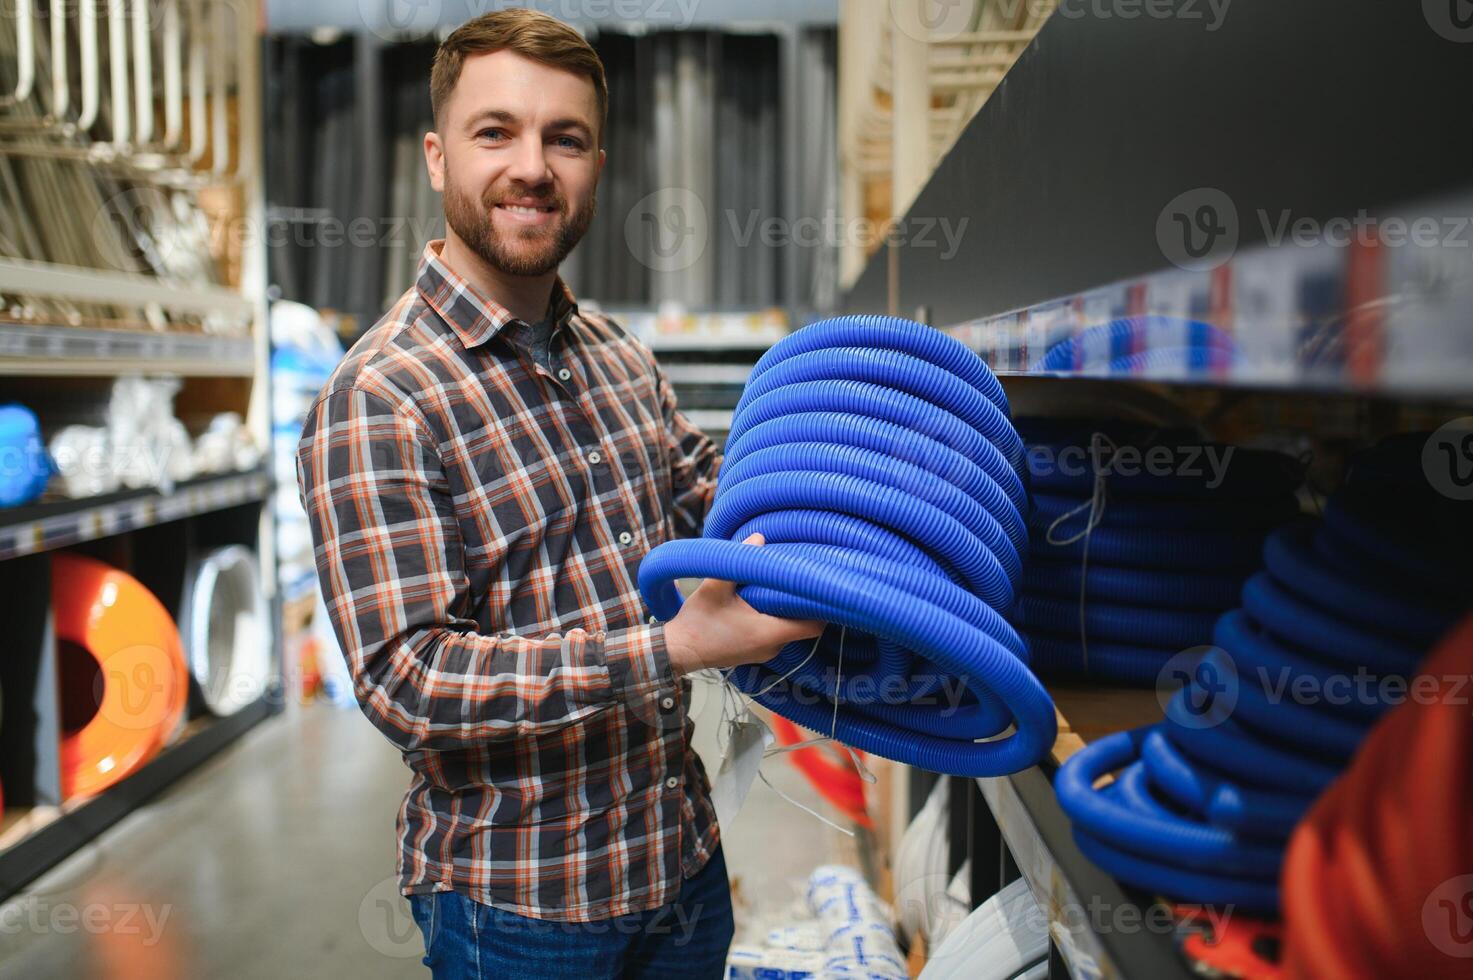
[{"left": 53, "top": 554, "right": 189, "bottom": 800}]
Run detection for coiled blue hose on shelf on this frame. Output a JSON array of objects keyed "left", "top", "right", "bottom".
[
  {"left": 638, "top": 315, "right": 1056, "bottom": 777},
  {"left": 1025, "top": 638, "right": 1179, "bottom": 685},
  {"left": 1016, "top": 427, "right": 1301, "bottom": 682},
  {"left": 1140, "top": 728, "right": 1313, "bottom": 838},
  {"left": 1022, "top": 560, "right": 1246, "bottom": 610},
  {"left": 1058, "top": 446, "right": 1472, "bottom": 911},
  {"left": 1025, "top": 521, "right": 1269, "bottom": 571},
  {"left": 1031, "top": 491, "right": 1298, "bottom": 531},
  {"left": 1017, "top": 594, "right": 1221, "bottom": 648}
]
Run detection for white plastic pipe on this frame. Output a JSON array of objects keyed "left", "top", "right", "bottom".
[
  {"left": 181, "top": 545, "right": 271, "bottom": 717},
  {"left": 210, "top": 0, "right": 233, "bottom": 176},
  {"left": 187, "top": 0, "right": 207, "bottom": 163},
  {"left": 162, "top": 0, "right": 183, "bottom": 147},
  {"left": 49, "top": 0, "right": 68, "bottom": 119},
  {"left": 108, "top": 0, "right": 132, "bottom": 144},
  {"left": 78, "top": 0, "right": 100, "bottom": 128},
  {"left": 131, "top": 0, "right": 154, "bottom": 143},
  {"left": 1, "top": 0, "right": 36, "bottom": 108}
]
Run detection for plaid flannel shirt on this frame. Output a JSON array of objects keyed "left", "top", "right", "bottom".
[{"left": 296, "top": 241, "right": 722, "bottom": 920}]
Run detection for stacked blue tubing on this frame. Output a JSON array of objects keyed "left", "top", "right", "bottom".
[
  {"left": 1014, "top": 420, "right": 1302, "bottom": 684},
  {"left": 638, "top": 315, "right": 1057, "bottom": 777},
  {"left": 1056, "top": 436, "right": 1473, "bottom": 911}
]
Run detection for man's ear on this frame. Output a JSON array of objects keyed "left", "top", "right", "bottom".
[{"left": 424, "top": 131, "right": 446, "bottom": 193}]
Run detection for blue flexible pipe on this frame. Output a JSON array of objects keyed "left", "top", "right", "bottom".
[
  {"left": 1162, "top": 689, "right": 1341, "bottom": 796},
  {"left": 1264, "top": 522, "right": 1462, "bottom": 646},
  {"left": 1072, "top": 829, "right": 1280, "bottom": 911},
  {"left": 1016, "top": 594, "right": 1221, "bottom": 648},
  {"left": 1024, "top": 637, "right": 1178, "bottom": 683},
  {"left": 1140, "top": 729, "right": 1311, "bottom": 838},
  {"left": 1025, "top": 443, "right": 1301, "bottom": 499},
  {"left": 1021, "top": 559, "right": 1246, "bottom": 610},
  {"left": 639, "top": 316, "right": 1056, "bottom": 777},
  {"left": 1203, "top": 640, "right": 1373, "bottom": 763},
  {"left": 1054, "top": 729, "right": 1283, "bottom": 876},
  {"left": 1056, "top": 437, "right": 1471, "bottom": 911},
  {"left": 1031, "top": 491, "right": 1296, "bottom": 531},
  {"left": 1028, "top": 522, "right": 1267, "bottom": 571},
  {"left": 727, "top": 412, "right": 1028, "bottom": 552},
  {"left": 1241, "top": 572, "right": 1423, "bottom": 676},
  {"left": 1211, "top": 610, "right": 1392, "bottom": 725}
]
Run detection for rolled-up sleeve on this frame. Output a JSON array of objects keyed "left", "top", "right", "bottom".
[{"left": 296, "top": 383, "right": 673, "bottom": 754}]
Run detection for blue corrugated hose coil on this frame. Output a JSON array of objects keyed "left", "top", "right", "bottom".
[{"left": 638, "top": 315, "right": 1056, "bottom": 777}]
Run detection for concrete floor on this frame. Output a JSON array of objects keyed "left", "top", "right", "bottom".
[{"left": 0, "top": 687, "right": 839, "bottom": 979}]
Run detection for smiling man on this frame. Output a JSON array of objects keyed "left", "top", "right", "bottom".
[{"left": 294, "top": 9, "right": 821, "bottom": 980}]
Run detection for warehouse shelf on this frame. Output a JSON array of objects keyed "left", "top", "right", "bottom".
[
  {"left": 0, "top": 321, "right": 256, "bottom": 377},
  {"left": 0, "top": 258, "right": 256, "bottom": 322},
  {"left": 0, "top": 467, "right": 270, "bottom": 562},
  {"left": 646, "top": 329, "right": 790, "bottom": 353},
  {"left": 940, "top": 189, "right": 1473, "bottom": 399},
  {"left": 955, "top": 687, "right": 1195, "bottom": 979},
  {"left": 0, "top": 696, "right": 276, "bottom": 900},
  {"left": 681, "top": 410, "right": 735, "bottom": 434},
  {"left": 600, "top": 308, "right": 792, "bottom": 352},
  {"left": 661, "top": 363, "right": 754, "bottom": 385}
]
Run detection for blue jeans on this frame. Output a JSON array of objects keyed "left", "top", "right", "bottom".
[{"left": 408, "top": 847, "right": 735, "bottom": 979}]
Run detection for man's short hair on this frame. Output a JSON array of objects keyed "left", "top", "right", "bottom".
[{"left": 431, "top": 9, "right": 608, "bottom": 146}]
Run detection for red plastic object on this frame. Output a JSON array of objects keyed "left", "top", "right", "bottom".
[
  {"left": 1179, "top": 906, "right": 1284, "bottom": 979},
  {"left": 1281, "top": 614, "right": 1473, "bottom": 978},
  {"left": 771, "top": 714, "right": 873, "bottom": 829},
  {"left": 53, "top": 553, "right": 189, "bottom": 799}
]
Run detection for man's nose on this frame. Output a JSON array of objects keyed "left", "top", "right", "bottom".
[{"left": 505, "top": 136, "right": 552, "bottom": 188}]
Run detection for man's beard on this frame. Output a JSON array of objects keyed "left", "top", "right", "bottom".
[{"left": 443, "top": 176, "right": 595, "bottom": 278}]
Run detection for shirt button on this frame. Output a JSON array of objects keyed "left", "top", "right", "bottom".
[
  {"left": 619, "top": 531, "right": 634, "bottom": 546},
  {"left": 588, "top": 451, "right": 602, "bottom": 465},
  {"left": 660, "top": 695, "right": 675, "bottom": 711},
  {"left": 557, "top": 368, "right": 572, "bottom": 381},
  {"left": 664, "top": 777, "right": 679, "bottom": 790}
]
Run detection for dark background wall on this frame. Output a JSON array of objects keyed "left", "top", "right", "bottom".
[{"left": 844, "top": 0, "right": 1473, "bottom": 324}]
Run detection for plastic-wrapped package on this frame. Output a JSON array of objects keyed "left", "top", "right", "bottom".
[{"left": 807, "top": 866, "right": 908, "bottom": 979}]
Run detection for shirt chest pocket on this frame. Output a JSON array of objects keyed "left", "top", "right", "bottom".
[{"left": 460, "top": 438, "right": 586, "bottom": 576}]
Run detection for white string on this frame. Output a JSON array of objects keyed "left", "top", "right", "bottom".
[
  {"left": 756, "top": 769, "right": 856, "bottom": 837},
  {"left": 1043, "top": 433, "right": 1115, "bottom": 672},
  {"left": 698, "top": 626, "right": 873, "bottom": 829},
  {"left": 829, "top": 625, "right": 847, "bottom": 739},
  {"left": 753, "top": 629, "right": 827, "bottom": 698}
]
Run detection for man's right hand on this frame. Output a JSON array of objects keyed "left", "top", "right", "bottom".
[{"left": 662, "top": 533, "right": 826, "bottom": 675}]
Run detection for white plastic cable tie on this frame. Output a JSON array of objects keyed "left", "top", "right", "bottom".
[
  {"left": 756, "top": 768, "right": 856, "bottom": 838},
  {"left": 842, "top": 743, "right": 877, "bottom": 785},
  {"left": 763, "top": 735, "right": 835, "bottom": 757}
]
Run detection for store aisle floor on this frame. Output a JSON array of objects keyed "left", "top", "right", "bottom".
[{"left": 0, "top": 693, "right": 841, "bottom": 979}]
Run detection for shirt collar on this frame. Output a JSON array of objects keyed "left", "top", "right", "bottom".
[{"left": 415, "top": 240, "right": 579, "bottom": 350}]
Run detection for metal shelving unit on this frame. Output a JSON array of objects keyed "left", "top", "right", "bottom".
[
  {"left": 844, "top": 2, "right": 1473, "bottom": 976},
  {"left": 0, "top": 467, "right": 270, "bottom": 562},
  {"left": 0, "top": 697, "right": 274, "bottom": 898},
  {"left": 0, "top": 0, "right": 279, "bottom": 899},
  {"left": 0, "top": 321, "right": 256, "bottom": 377},
  {"left": 940, "top": 187, "right": 1473, "bottom": 399}
]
